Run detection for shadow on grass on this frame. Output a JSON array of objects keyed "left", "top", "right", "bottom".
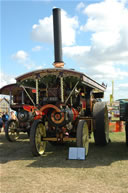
[
  {"left": 0, "top": 133, "right": 32, "bottom": 163},
  {"left": 0, "top": 132, "right": 128, "bottom": 168}
]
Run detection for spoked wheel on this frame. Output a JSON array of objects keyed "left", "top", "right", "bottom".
[
  {"left": 125, "top": 122, "right": 128, "bottom": 146},
  {"left": 76, "top": 120, "right": 89, "bottom": 156},
  {"left": 30, "top": 120, "right": 46, "bottom": 156},
  {"left": 5, "top": 120, "right": 19, "bottom": 142},
  {"left": 93, "top": 102, "right": 109, "bottom": 145}
]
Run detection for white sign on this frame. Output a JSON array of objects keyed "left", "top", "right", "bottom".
[{"left": 68, "top": 147, "right": 85, "bottom": 160}]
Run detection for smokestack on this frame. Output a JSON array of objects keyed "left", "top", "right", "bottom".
[{"left": 53, "top": 8, "right": 64, "bottom": 68}]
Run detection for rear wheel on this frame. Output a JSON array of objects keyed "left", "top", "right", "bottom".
[
  {"left": 5, "top": 120, "right": 19, "bottom": 142},
  {"left": 93, "top": 102, "right": 109, "bottom": 145},
  {"left": 30, "top": 120, "right": 46, "bottom": 156},
  {"left": 76, "top": 120, "right": 89, "bottom": 156}
]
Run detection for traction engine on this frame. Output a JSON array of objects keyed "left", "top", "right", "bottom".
[{"left": 0, "top": 8, "right": 109, "bottom": 157}]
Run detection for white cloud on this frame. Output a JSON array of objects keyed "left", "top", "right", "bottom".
[
  {"left": 65, "top": 1, "right": 128, "bottom": 79},
  {"left": 0, "top": 72, "right": 16, "bottom": 88},
  {"left": 12, "top": 50, "right": 33, "bottom": 70},
  {"left": 103, "top": 80, "right": 128, "bottom": 101},
  {"left": 31, "top": 9, "right": 78, "bottom": 46},
  {"left": 92, "top": 64, "right": 128, "bottom": 80},
  {"left": 63, "top": 46, "right": 90, "bottom": 57},
  {"left": 32, "top": 45, "right": 42, "bottom": 52},
  {"left": 64, "top": 45, "right": 128, "bottom": 84},
  {"left": 12, "top": 50, "right": 28, "bottom": 62},
  {"left": 23, "top": 62, "right": 36, "bottom": 70},
  {"left": 80, "top": 0, "right": 128, "bottom": 51},
  {"left": 113, "top": 81, "right": 128, "bottom": 100},
  {"left": 63, "top": 0, "right": 128, "bottom": 100},
  {"left": 32, "top": 15, "right": 53, "bottom": 44},
  {"left": 119, "top": 83, "right": 128, "bottom": 88},
  {"left": 76, "top": 2, "right": 85, "bottom": 11},
  {"left": 35, "top": 64, "right": 46, "bottom": 70},
  {"left": 12, "top": 50, "right": 44, "bottom": 70}
]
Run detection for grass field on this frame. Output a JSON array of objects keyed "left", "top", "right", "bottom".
[{"left": 0, "top": 131, "right": 128, "bottom": 193}]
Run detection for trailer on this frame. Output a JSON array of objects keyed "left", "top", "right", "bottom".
[{"left": 0, "top": 8, "right": 109, "bottom": 156}]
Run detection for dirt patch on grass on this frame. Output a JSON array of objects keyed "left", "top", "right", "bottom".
[{"left": 0, "top": 132, "right": 128, "bottom": 193}]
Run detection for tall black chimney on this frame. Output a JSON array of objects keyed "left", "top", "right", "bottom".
[{"left": 53, "top": 8, "right": 64, "bottom": 68}]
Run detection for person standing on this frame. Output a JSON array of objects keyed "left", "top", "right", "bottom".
[
  {"left": 0, "top": 113, "right": 3, "bottom": 132},
  {"left": 10, "top": 111, "right": 17, "bottom": 120},
  {"left": 2, "top": 112, "right": 8, "bottom": 131},
  {"left": 5, "top": 112, "right": 9, "bottom": 121},
  {"left": 108, "top": 111, "right": 111, "bottom": 122}
]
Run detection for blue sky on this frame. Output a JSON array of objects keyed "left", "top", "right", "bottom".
[{"left": 1, "top": 0, "right": 128, "bottom": 101}]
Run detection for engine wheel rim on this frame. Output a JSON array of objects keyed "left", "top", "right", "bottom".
[
  {"left": 104, "top": 106, "right": 109, "bottom": 143},
  {"left": 8, "top": 121, "right": 19, "bottom": 141},
  {"left": 35, "top": 123, "right": 46, "bottom": 155},
  {"left": 82, "top": 122, "right": 89, "bottom": 155}
]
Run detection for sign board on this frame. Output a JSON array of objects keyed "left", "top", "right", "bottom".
[{"left": 68, "top": 147, "right": 85, "bottom": 160}]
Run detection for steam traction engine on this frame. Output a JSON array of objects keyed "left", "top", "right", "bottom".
[{"left": 0, "top": 8, "right": 109, "bottom": 156}]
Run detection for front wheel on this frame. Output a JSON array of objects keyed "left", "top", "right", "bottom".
[
  {"left": 76, "top": 120, "right": 89, "bottom": 156},
  {"left": 30, "top": 120, "right": 46, "bottom": 156},
  {"left": 5, "top": 120, "right": 19, "bottom": 142}
]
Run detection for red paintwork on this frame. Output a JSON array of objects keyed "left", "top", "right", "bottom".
[
  {"left": 39, "top": 104, "right": 61, "bottom": 113},
  {"left": 23, "top": 104, "right": 79, "bottom": 123},
  {"left": 23, "top": 105, "right": 37, "bottom": 112},
  {"left": 23, "top": 105, "right": 45, "bottom": 120},
  {"left": 32, "top": 89, "right": 36, "bottom": 93},
  {"left": 71, "top": 108, "right": 79, "bottom": 121}
]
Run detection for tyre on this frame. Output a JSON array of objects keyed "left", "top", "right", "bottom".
[
  {"left": 76, "top": 120, "right": 89, "bottom": 156},
  {"left": 27, "top": 130, "right": 30, "bottom": 138},
  {"left": 5, "top": 120, "right": 19, "bottom": 142},
  {"left": 93, "top": 102, "right": 109, "bottom": 145},
  {"left": 30, "top": 120, "right": 46, "bottom": 156},
  {"left": 125, "top": 121, "right": 128, "bottom": 146}
]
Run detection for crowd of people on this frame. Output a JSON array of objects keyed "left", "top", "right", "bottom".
[{"left": 0, "top": 111, "right": 17, "bottom": 132}]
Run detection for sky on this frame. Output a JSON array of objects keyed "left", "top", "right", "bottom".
[{"left": 0, "top": 0, "right": 128, "bottom": 101}]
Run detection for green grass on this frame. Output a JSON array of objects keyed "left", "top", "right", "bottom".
[{"left": 0, "top": 131, "right": 128, "bottom": 193}]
